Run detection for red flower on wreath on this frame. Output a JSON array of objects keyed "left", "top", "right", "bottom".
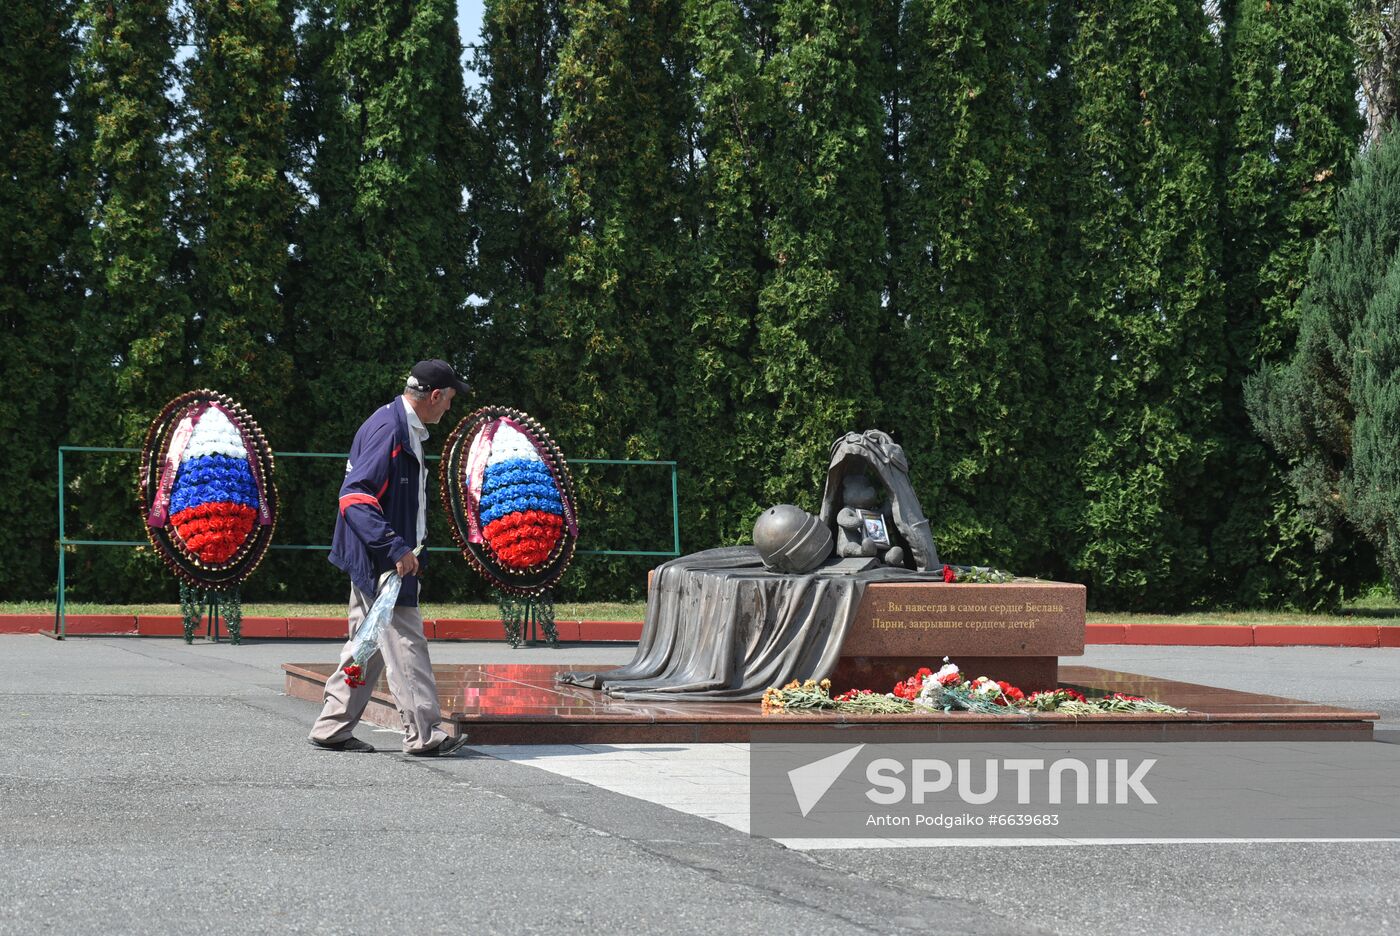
[
  {"left": 171, "top": 502, "right": 258, "bottom": 564},
  {"left": 942, "top": 564, "right": 956, "bottom": 583},
  {"left": 485, "top": 509, "right": 565, "bottom": 568}
]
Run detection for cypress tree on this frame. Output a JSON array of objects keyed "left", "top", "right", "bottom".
[
  {"left": 1247, "top": 130, "right": 1400, "bottom": 594},
  {"left": 280, "top": 0, "right": 473, "bottom": 601},
  {"left": 1030, "top": 0, "right": 1080, "bottom": 580},
  {"left": 271, "top": 0, "right": 360, "bottom": 602},
  {"left": 0, "top": 1, "right": 79, "bottom": 598},
  {"left": 1352, "top": 1, "right": 1400, "bottom": 145},
  {"left": 547, "top": 0, "right": 694, "bottom": 593},
  {"left": 466, "top": 0, "right": 567, "bottom": 410},
  {"left": 1057, "top": 1, "right": 1224, "bottom": 608},
  {"left": 1350, "top": 251, "right": 1400, "bottom": 592},
  {"left": 284, "top": 0, "right": 358, "bottom": 426},
  {"left": 1214, "top": 0, "right": 1365, "bottom": 606},
  {"left": 183, "top": 0, "right": 297, "bottom": 437},
  {"left": 885, "top": 0, "right": 1056, "bottom": 572},
  {"left": 677, "top": 0, "right": 776, "bottom": 548},
  {"left": 679, "top": 0, "right": 888, "bottom": 554},
  {"left": 753, "top": 0, "right": 887, "bottom": 505},
  {"left": 287, "top": 0, "right": 471, "bottom": 433},
  {"left": 70, "top": 0, "right": 193, "bottom": 600}
]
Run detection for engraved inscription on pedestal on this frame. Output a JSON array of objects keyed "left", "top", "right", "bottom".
[{"left": 844, "top": 581, "right": 1087, "bottom": 658}]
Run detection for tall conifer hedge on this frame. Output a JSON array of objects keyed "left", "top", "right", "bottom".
[
  {"left": 886, "top": 0, "right": 1056, "bottom": 575},
  {"left": 1, "top": 2, "right": 79, "bottom": 598},
  {"left": 1054, "top": 0, "right": 1225, "bottom": 608},
  {"left": 1247, "top": 130, "right": 1400, "bottom": 596},
  {"left": 545, "top": 0, "right": 695, "bottom": 594},
  {"left": 1215, "top": 0, "right": 1367, "bottom": 608},
  {"left": 5, "top": 0, "right": 1384, "bottom": 606},
  {"left": 183, "top": 0, "right": 297, "bottom": 440},
  {"left": 69, "top": 0, "right": 191, "bottom": 600}
]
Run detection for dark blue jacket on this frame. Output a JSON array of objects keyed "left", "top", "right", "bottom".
[{"left": 329, "top": 397, "right": 423, "bottom": 606}]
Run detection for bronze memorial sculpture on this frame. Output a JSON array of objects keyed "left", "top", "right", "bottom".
[{"left": 558, "top": 429, "right": 944, "bottom": 699}]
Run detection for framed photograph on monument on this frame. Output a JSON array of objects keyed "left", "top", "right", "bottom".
[{"left": 859, "top": 510, "right": 890, "bottom": 547}]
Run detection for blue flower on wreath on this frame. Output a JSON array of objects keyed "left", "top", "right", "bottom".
[
  {"left": 170, "top": 454, "right": 260, "bottom": 514},
  {"left": 479, "top": 457, "right": 564, "bottom": 525}
]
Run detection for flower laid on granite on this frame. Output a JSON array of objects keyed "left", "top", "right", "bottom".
[
  {"left": 932, "top": 659, "right": 961, "bottom": 686},
  {"left": 1025, "top": 687, "right": 1087, "bottom": 710},
  {"left": 909, "top": 664, "right": 1183, "bottom": 715},
  {"left": 891, "top": 667, "right": 933, "bottom": 700},
  {"left": 761, "top": 678, "right": 834, "bottom": 712},
  {"left": 761, "top": 658, "right": 1186, "bottom": 717},
  {"left": 831, "top": 688, "right": 918, "bottom": 714},
  {"left": 941, "top": 564, "right": 1016, "bottom": 584}
]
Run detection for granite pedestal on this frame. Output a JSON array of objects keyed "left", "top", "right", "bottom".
[{"left": 832, "top": 579, "right": 1086, "bottom": 692}]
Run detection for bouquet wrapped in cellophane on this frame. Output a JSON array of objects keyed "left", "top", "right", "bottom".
[{"left": 341, "top": 548, "right": 420, "bottom": 688}]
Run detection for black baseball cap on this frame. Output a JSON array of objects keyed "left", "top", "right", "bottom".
[{"left": 408, "top": 359, "right": 470, "bottom": 395}]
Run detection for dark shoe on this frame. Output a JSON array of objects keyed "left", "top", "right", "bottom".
[
  {"left": 309, "top": 736, "right": 376, "bottom": 753},
  {"left": 405, "top": 733, "right": 470, "bottom": 757}
]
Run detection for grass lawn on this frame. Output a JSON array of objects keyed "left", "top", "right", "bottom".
[{"left": 4, "top": 594, "right": 1398, "bottom": 625}]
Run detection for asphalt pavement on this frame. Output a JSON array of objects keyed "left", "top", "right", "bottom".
[{"left": 1, "top": 635, "right": 1396, "bottom": 935}]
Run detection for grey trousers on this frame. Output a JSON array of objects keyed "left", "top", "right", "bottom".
[{"left": 308, "top": 577, "right": 449, "bottom": 753}]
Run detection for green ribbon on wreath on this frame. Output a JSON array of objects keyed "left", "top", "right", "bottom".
[{"left": 179, "top": 582, "right": 243, "bottom": 644}]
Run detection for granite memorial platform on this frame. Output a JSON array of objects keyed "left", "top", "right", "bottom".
[{"left": 282, "top": 661, "right": 1378, "bottom": 744}]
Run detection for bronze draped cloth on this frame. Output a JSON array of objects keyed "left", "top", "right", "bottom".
[{"left": 558, "top": 545, "right": 940, "bottom": 701}]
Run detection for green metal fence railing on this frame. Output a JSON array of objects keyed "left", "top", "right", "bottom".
[{"left": 55, "top": 445, "right": 681, "bottom": 638}]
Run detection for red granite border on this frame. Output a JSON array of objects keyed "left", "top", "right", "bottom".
[
  {"left": 6, "top": 616, "right": 1398, "bottom": 647},
  {"left": 0, "top": 614, "right": 54, "bottom": 633},
  {"left": 1253, "top": 625, "right": 1379, "bottom": 648},
  {"left": 61, "top": 614, "right": 137, "bottom": 635},
  {"left": 1126, "top": 624, "right": 1254, "bottom": 646},
  {"left": 1085, "top": 623, "right": 1127, "bottom": 644}
]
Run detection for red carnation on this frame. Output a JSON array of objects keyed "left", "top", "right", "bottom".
[
  {"left": 942, "top": 564, "right": 956, "bottom": 583},
  {"left": 996, "top": 680, "right": 1025, "bottom": 703}
]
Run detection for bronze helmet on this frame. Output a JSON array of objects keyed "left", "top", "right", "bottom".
[{"left": 753, "top": 504, "right": 834, "bottom": 574}]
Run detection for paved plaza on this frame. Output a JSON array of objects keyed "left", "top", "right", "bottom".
[{"left": 1, "top": 634, "right": 1397, "bottom": 934}]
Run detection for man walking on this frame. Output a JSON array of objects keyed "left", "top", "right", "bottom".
[{"left": 309, "top": 360, "right": 472, "bottom": 756}]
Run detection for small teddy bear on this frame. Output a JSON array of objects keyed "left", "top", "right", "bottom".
[{"left": 835, "top": 473, "right": 905, "bottom": 566}]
